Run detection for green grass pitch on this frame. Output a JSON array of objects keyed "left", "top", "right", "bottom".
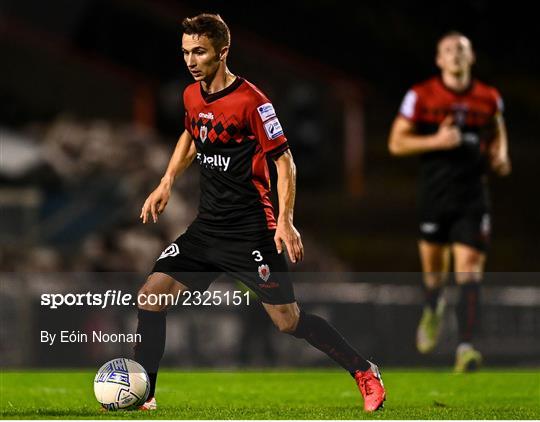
[{"left": 1, "top": 369, "right": 539, "bottom": 419}]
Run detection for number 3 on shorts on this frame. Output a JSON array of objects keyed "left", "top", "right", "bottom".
[{"left": 252, "top": 250, "right": 263, "bottom": 262}]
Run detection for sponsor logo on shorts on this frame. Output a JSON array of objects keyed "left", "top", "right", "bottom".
[
  {"left": 196, "top": 153, "right": 231, "bottom": 171},
  {"left": 263, "top": 118, "right": 283, "bottom": 140},
  {"left": 420, "top": 222, "right": 438, "bottom": 234},
  {"left": 158, "top": 243, "right": 180, "bottom": 260},
  {"left": 462, "top": 132, "right": 479, "bottom": 146},
  {"left": 259, "top": 281, "right": 279, "bottom": 289},
  {"left": 258, "top": 264, "right": 271, "bottom": 282},
  {"left": 257, "top": 103, "right": 276, "bottom": 121}
]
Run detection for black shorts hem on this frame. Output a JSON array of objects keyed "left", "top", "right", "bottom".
[
  {"left": 148, "top": 270, "right": 204, "bottom": 291},
  {"left": 450, "top": 239, "right": 488, "bottom": 253},
  {"left": 259, "top": 297, "right": 296, "bottom": 305},
  {"left": 418, "top": 237, "right": 488, "bottom": 253},
  {"left": 418, "top": 236, "right": 450, "bottom": 245}
]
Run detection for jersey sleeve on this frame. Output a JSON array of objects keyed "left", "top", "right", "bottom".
[
  {"left": 248, "top": 101, "right": 290, "bottom": 159},
  {"left": 182, "top": 88, "right": 192, "bottom": 136},
  {"left": 492, "top": 88, "right": 504, "bottom": 115},
  {"left": 398, "top": 89, "right": 421, "bottom": 122},
  {"left": 184, "top": 111, "right": 191, "bottom": 135}
]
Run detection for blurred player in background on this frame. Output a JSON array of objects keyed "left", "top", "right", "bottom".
[
  {"left": 134, "top": 14, "right": 385, "bottom": 412},
  {"left": 388, "top": 32, "right": 510, "bottom": 371}
]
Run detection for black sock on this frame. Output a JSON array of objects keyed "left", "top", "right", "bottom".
[
  {"left": 292, "top": 311, "right": 370, "bottom": 376},
  {"left": 457, "top": 282, "right": 480, "bottom": 343},
  {"left": 424, "top": 286, "right": 441, "bottom": 311},
  {"left": 133, "top": 309, "right": 167, "bottom": 398}
]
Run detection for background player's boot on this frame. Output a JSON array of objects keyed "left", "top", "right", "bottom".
[
  {"left": 138, "top": 397, "right": 157, "bottom": 410},
  {"left": 454, "top": 343, "right": 482, "bottom": 373},
  {"left": 354, "top": 361, "right": 386, "bottom": 412},
  {"left": 416, "top": 298, "right": 446, "bottom": 354}
]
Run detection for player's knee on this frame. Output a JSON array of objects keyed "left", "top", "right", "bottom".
[
  {"left": 456, "top": 268, "right": 482, "bottom": 284},
  {"left": 137, "top": 281, "right": 167, "bottom": 312},
  {"left": 456, "top": 254, "right": 484, "bottom": 281},
  {"left": 424, "top": 272, "right": 448, "bottom": 288},
  {"left": 275, "top": 314, "right": 299, "bottom": 334}
]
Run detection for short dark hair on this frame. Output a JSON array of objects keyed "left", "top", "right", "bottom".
[{"left": 182, "top": 14, "right": 231, "bottom": 52}]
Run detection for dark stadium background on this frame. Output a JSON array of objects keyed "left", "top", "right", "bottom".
[{"left": 1, "top": 1, "right": 539, "bottom": 368}]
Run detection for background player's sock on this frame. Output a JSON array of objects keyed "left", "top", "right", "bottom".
[
  {"left": 456, "top": 282, "right": 480, "bottom": 344},
  {"left": 424, "top": 286, "right": 442, "bottom": 311},
  {"left": 133, "top": 309, "right": 167, "bottom": 398},
  {"left": 292, "top": 311, "right": 371, "bottom": 375}
]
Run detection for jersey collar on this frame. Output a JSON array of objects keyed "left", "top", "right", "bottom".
[
  {"left": 437, "top": 75, "right": 475, "bottom": 96},
  {"left": 200, "top": 76, "right": 244, "bottom": 103}
]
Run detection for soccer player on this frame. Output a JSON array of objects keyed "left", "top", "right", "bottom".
[
  {"left": 134, "top": 14, "right": 385, "bottom": 412},
  {"left": 388, "top": 32, "right": 511, "bottom": 371}
]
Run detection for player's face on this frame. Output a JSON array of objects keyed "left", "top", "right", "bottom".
[
  {"left": 182, "top": 34, "right": 223, "bottom": 81},
  {"left": 436, "top": 36, "right": 475, "bottom": 75}
]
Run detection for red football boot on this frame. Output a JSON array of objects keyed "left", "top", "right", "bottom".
[
  {"left": 354, "top": 361, "right": 386, "bottom": 412},
  {"left": 138, "top": 396, "right": 157, "bottom": 410}
]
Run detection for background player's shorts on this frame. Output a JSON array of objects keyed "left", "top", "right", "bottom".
[
  {"left": 151, "top": 223, "right": 295, "bottom": 304},
  {"left": 418, "top": 207, "right": 491, "bottom": 252}
]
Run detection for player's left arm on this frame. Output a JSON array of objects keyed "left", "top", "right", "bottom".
[
  {"left": 273, "top": 150, "right": 304, "bottom": 263},
  {"left": 489, "top": 112, "right": 511, "bottom": 176}
]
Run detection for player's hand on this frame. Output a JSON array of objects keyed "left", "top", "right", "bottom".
[
  {"left": 140, "top": 181, "right": 172, "bottom": 224},
  {"left": 490, "top": 152, "right": 511, "bottom": 176},
  {"left": 274, "top": 219, "right": 304, "bottom": 264},
  {"left": 434, "top": 115, "right": 461, "bottom": 150}
]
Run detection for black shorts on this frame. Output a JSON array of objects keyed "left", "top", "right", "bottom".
[
  {"left": 151, "top": 223, "right": 295, "bottom": 305},
  {"left": 418, "top": 207, "right": 491, "bottom": 252}
]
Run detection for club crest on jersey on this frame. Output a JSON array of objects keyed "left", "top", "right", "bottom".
[
  {"left": 258, "top": 264, "right": 271, "bottom": 282},
  {"left": 158, "top": 243, "right": 180, "bottom": 260},
  {"left": 451, "top": 103, "right": 469, "bottom": 127},
  {"left": 200, "top": 125, "right": 208, "bottom": 143}
]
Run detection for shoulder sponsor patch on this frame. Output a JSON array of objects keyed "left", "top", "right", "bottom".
[
  {"left": 257, "top": 102, "right": 276, "bottom": 121},
  {"left": 496, "top": 96, "right": 504, "bottom": 113},
  {"left": 399, "top": 90, "right": 417, "bottom": 119},
  {"left": 263, "top": 117, "right": 284, "bottom": 140}
]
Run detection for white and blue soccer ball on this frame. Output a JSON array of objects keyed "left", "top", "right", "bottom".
[{"left": 94, "top": 358, "right": 150, "bottom": 410}]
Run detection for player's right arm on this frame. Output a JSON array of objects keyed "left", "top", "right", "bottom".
[
  {"left": 388, "top": 88, "right": 461, "bottom": 156},
  {"left": 388, "top": 115, "right": 461, "bottom": 156},
  {"left": 140, "top": 129, "right": 196, "bottom": 224}
]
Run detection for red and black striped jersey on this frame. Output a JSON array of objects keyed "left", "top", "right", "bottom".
[
  {"left": 398, "top": 76, "right": 503, "bottom": 211},
  {"left": 183, "top": 76, "right": 289, "bottom": 234}
]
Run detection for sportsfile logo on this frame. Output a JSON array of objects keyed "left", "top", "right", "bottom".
[{"left": 196, "top": 152, "right": 231, "bottom": 171}]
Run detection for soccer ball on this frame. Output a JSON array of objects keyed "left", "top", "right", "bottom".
[{"left": 94, "top": 358, "right": 150, "bottom": 410}]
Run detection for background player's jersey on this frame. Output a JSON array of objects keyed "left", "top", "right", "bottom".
[
  {"left": 183, "top": 77, "right": 289, "bottom": 234},
  {"left": 399, "top": 76, "right": 503, "bottom": 211}
]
